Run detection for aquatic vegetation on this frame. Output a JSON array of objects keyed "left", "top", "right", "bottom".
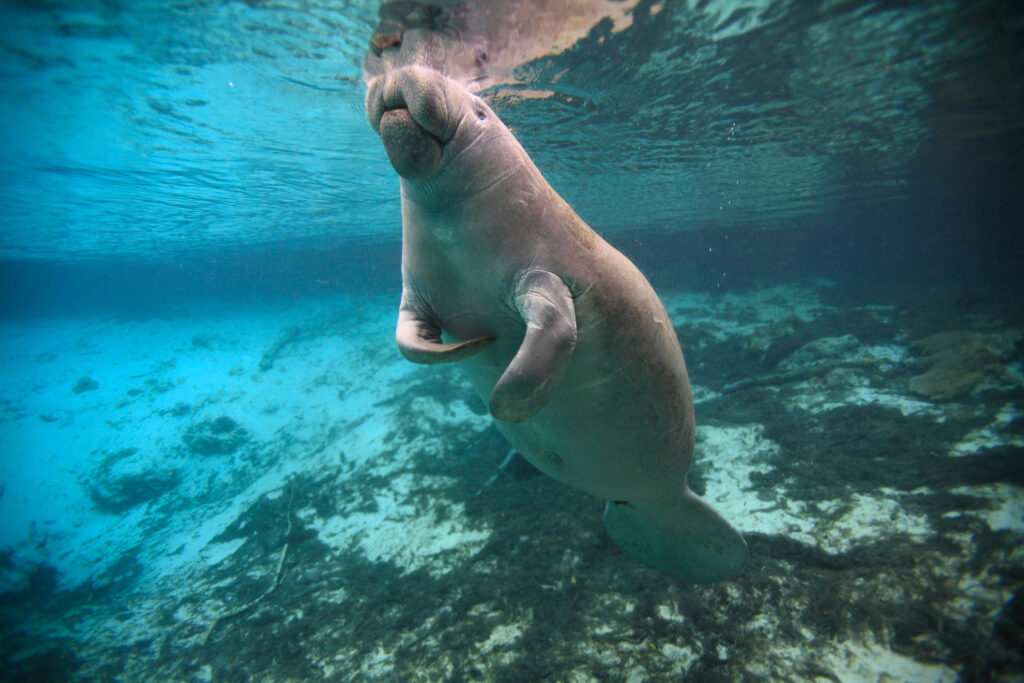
[
  {"left": 71, "top": 377, "right": 98, "bottom": 394},
  {"left": 88, "top": 448, "right": 179, "bottom": 513},
  {"left": 5, "top": 283, "right": 1022, "bottom": 681},
  {"left": 743, "top": 313, "right": 805, "bottom": 359},
  {"left": 183, "top": 417, "right": 251, "bottom": 456},
  {"left": 909, "top": 330, "right": 1023, "bottom": 400}
]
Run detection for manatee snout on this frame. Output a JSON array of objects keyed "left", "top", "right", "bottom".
[{"left": 366, "top": 66, "right": 462, "bottom": 179}]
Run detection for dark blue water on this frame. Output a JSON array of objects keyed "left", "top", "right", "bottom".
[
  {"left": 1, "top": 1, "right": 1023, "bottom": 680},
  {"left": 2, "top": 0, "right": 1021, "bottom": 306}
]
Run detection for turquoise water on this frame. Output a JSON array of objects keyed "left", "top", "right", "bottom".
[{"left": 1, "top": 1, "right": 1023, "bottom": 680}]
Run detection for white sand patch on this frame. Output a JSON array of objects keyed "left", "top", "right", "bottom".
[
  {"left": 948, "top": 483, "right": 1024, "bottom": 532},
  {"left": 862, "top": 342, "right": 908, "bottom": 368},
  {"left": 774, "top": 338, "right": 942, "bottom": 417},
  {"left": 340, "top": 389, "right": 492, "bottom": 480},
  {"left": 778, "top": 334, "right": 863, "bottom": 368},
  {"left": 660, "top": 642, "right": 700, "bottom": 669},
  {"left": 359, "top": 646, "right": 397, "bottom": 678},
  {"left": 814, "top": 491, "right": 931, "bottom": 554},
  {"left": 744, "top": 640, "right": 956, "bottom": 681},
  {"left": 793, "top": 383, "right": 942, "bottom": 417},
  {"left": 624, "top": 666, "right": 649, "bottom": 683},
  {"left": 780, "top": 337, "right": 904, "bottom": 371},
  {"left": 298, "top": 472, "right": 491, "bottom": 577},
  {"left": 950, "top": 402, "right": 1023, "bottom": 456},
  {"left": 820, "top": 639, "right": 957, "bottom": 682},
  {"left": 797, "top": 491, "right": 931, "bottom": 553},
  {"left": 656, "top": 601, "right": 687, "bottom": 623},
  {"left": 479, "top": 615, "right": 531, "bottom": 653},
  {"left": 152, "top": 472, "right": 291, "bottom": 572},
  {"left": 663, "top": 283, "right": 828, "bottom": 343},
  {"left": 0, "top": 290, "right": 512, "bottom": 679},
  {"left": 0, "top": 292, "right": 496, "bottom": 593},
  {"left": 698, "top": 424, "right": 931, "bottom": 552},
  {"left": 690, "top": 383, "right": 720, "bottom": 403},
  {"left": 696, "top": 423, "right": 782, "bottom": 527},
  {"left": 781, "top": 337, "right": 911, "bottom": 380}
]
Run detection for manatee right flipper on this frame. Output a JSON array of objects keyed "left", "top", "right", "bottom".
[
  {"left": 603, "top": 487, "right": 748, "bottom": 583},
  {"left": 396, "top": 287, "right": 494, "bottom": 364},
  {"left": 490, "top": 269, "right": 577, "bottom": 423}
]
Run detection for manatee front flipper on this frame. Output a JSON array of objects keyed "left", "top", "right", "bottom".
[
  {"left": 603, "top": 487, "right": 748, "bottom": 583},
  {"left": 490, "top": 269, "right": 577, "bottom": 423},
  {"left": 396, "top": 287, "right": 495, "bottom": 364}
]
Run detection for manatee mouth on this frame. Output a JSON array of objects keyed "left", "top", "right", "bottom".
[
  {"left": 367, "top": 75, "right": 453, "bottom": 145},
  {"left": 367, "top": 67, "right": 458, "bottom": 179},
  {"left": 377, "top": 106, "right": 444, "bottom": 179},
  {"left": 379, "top": 105, "right": 443, "bottom": 145}
]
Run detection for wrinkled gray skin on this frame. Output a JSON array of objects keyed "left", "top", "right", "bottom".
[{"left": 366, "top": 65, "right": 747, "bottom": 582}]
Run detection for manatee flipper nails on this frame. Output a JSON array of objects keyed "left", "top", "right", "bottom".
[
  {"left": 490, "top": 269, "right": 577, "bottom": 423},
  {"left": 396, "top": 308, "right": 495, "bottom": 364},
  {"left": 603, "top": 488, "right": 748, "bottom": 583}
]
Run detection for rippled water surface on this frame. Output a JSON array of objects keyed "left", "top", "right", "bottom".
[{"left": 1, "top": 0, "right": 1020, "bottom": 259}]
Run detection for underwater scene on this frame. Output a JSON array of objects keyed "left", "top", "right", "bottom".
[{"left": 1, "top": 0, "right": 1023, "bottom": 680}]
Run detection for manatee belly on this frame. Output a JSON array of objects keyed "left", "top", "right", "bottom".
[{"left": 460, "top": 316, "right": 694, "bottom": 504}]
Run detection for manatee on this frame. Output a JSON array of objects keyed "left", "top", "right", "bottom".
[{"left": 365, "top": 65, "right": 747, "bottom": 582}]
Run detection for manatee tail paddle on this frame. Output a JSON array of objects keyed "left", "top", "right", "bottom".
[{"left": 603, "top": 487, "right": 747, "bottom": 582}]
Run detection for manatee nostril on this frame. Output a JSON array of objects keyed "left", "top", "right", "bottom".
[
  {"left": 370, "top": 14, "right": 405, "bottom": 53},
  {"left": 371, "top": 30, "right": 402, "bottom": 52}
]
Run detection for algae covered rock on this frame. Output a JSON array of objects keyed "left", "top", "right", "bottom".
[
  {"left": 778, "top": 334, "right": 863, "bottom": 370},
  {"left": 87, "top": 447, "right": 180, "bottom": 513},
  {"left": 908, "top": 330, "right": 1022, "bottom": 400},
  {"left": 259, "top": 326, "right": 300, "bottom": 371},
  {"left": 183, "top": 416, "right": 250, "bottom": 455},
  {"left": 744, "top": 313, "right": 805, "bottom": 359}
]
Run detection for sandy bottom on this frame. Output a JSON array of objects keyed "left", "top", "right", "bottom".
[{"left": 1, "top": 280, "right": 1022, "bottom": 681}]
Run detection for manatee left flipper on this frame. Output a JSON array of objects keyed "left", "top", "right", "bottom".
[
  {"left": 396, "top": 287, "right": 494, "bottom": 364},
  {"left": 490, "top": 269, "right": 577, "bottom": 423}
]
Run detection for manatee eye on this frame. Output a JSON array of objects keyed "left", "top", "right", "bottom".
[
  {"left": 544, "top": 451, "right": 563, "bottom": 467},
  {"left": 475, "top": 107, "right": 487, "bottom": 121}
]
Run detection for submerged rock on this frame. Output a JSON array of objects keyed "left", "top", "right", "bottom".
[
  {"left": 183, "top": 417, "right": 250, "bottom": 455},
  {"left": 744, "top": 313, "right": 805, "bottom": 359},
  {"left": 909, "top": 330, "right": 1023, "bottom": 400},
  {"left": 88, "top": 448, "right": 179, "bottom": 513},
  {"left": 191, "top": 333, "right": 218, "bottom": 350},
  {"left": 144, "top": 378, "right": 175, "bottom": 394},
  {"left": 71, "top": 377, "right": 98, "bottom": 394},
  {"left": 259, "top": 326, "right": 300, "bottom": 372},
  {"left": 779, "top": 334, "right": 862, "bottom": 369},
  {"left": 159, "top": 402, "right": 192, "bottom": 417}
]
